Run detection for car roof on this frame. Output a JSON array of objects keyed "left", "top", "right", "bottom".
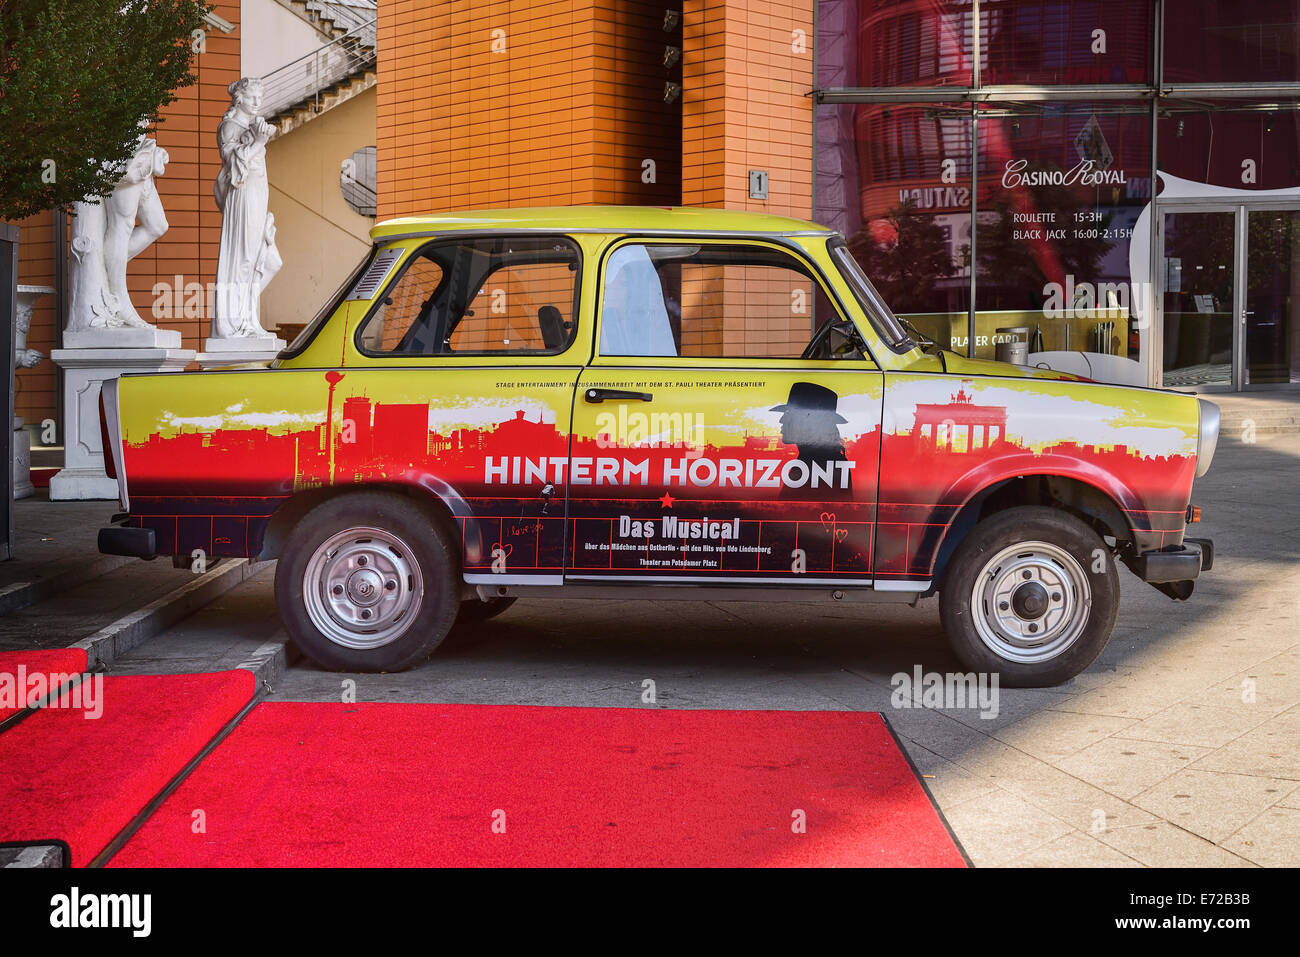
[{"left": 369, "top": 205, "right": 834, "bottom": 242}]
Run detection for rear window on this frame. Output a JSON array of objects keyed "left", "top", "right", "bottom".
[{"left": 356, "top": 236, "right": 581, "bottom": 357}]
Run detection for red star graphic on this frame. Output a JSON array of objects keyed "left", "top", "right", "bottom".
[{"left": 659, "top": 492, "right": 676, "bottom": 508}]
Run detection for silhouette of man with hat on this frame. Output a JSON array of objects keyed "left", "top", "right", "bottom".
[{"left": 771, "top": 382, "right": 852, "bottom": 500}]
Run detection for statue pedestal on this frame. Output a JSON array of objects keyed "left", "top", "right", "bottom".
[
  {"left": 48, "top": 346, "right": 196, "bottom": 501},
  {"left": 64, "top": 327, "right": 182, "bottom": 350},
  {"left": 195, "top": 335, "right": 286, "bottom": 369},
  {"left": 12, "top": 420, "right": 33, "bottom": 500}
]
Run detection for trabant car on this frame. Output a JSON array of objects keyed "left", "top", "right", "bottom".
[{"left": 98, "top": 207, "right": 1218, "bottom": 686}]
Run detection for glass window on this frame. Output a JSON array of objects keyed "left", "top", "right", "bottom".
[
  {"left": 850, "top": 1, "right": 976, "bottom": 88},
  {"left": 1158, "top": 105, "right": 1300, "bottom": 191},
  {"left": 356, "top": 237, "right": 580, "bottom": 356},
  {"left": 598, "top": 243, "right": 847, "bottom": 360},
  {"left": 974, "top": 103, "right": 1151, "bottom": 369},
  {"left": 982, "top": 0, "right": 1152, "bottom": 85},
  {"left": 830, "top": 239, "right": 914, "bottom": 353},
  {"left": 1164, "top": 0, "right": 1300, "bottom": 83},
  {"left": 831, "top": 103, "right": 973, "bottom": 350},
  {"left": 280, "top": 251, "right": 373, "bottom": 358}
]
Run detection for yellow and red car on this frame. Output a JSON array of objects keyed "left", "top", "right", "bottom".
[{"left": 98, "top": 207, "right": 1218, "bottom": 686}]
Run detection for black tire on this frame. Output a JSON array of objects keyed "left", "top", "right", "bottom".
[
  {"left": 455, "top": 596, "right": 517, "bottom": 626},
  {"left": 939, "top": 506, "right": 1119, "bottom": 688},
  {"left": 274, "top": 491, "right": 460, "bottom": 672}
]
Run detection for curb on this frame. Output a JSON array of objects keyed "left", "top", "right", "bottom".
[
  {"left": 73, "top": 559, "right": 262, "bottom": 671},
  {"left": 235, "top": 631, "right": 299, "bottom": 694},
  {"left": 0, "top": 843, "right": 64, "bottom": 868},
  {"left": 1, "top": 631, "right": 291, "bottom": 869},
  {"left": 88, "top": 636, "right": 294, "bottom": 868},
  {"left": 0, "top": 555, "right": 132, "bottom": 617}
]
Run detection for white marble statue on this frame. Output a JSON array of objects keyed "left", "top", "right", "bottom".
[
  {"left": 67, "top": 134, "right": 170, "bottom": 335},
  {"left": 14, "top": 285, "right": 53, "bottom": 369},
  {"left": 213, "top": 77, "right": 280, "bottom": 340}
]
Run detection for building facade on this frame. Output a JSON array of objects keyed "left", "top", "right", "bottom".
[
  {"left": 815, "top": 0, "right": 1300, "bottom": 391},
  {"left": 13, "top": 0, "right": 1298, "bottom": 432},
  {"left": 378, "top": 0, "right": 1300, "bottom": 392},
  {"left": 12, "top": 0, "right": 379, "bottom": 434}
]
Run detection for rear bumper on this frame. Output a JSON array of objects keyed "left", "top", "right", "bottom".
[
  {"left": 1134, "top": 537, "right": 1214, "bottom": 583},
  {"left": 98, "top": 518, "right": 156, "bottom": 560}
]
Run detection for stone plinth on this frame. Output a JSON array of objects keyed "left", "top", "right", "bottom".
[
  {"left": 49, "top": 346, "right": 196, "bottom": 500},
  {"left": 12, "top": 424, "right": 33, "bottom": 500},
  {"left": 194, "top": 335, "right": 285, "bottom": 369},
  {"left": 64, "top": 327, "right": 182, "bottom": 350}
]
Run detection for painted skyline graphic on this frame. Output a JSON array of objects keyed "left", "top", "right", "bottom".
[{"left": 123, "top": 375, "right": 1195, "bottom": 579}]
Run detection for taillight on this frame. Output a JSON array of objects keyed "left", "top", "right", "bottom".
[{"left": 99, "top": 390, "right": 116, "bottom": 480}]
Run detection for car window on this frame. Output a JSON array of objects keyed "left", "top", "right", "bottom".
[
  {"left": 598, "top": 242, "right": 848, "bottom": 360},
  {"left": 829, "top": 237, "right": 915, "bottom": 354},
  {"left": 357, "top": 237, "right": 580, "bottom": 356}
]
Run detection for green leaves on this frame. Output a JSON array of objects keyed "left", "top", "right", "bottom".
[{"left": 0, "top": 0, "right": 210, "bottom": 221}]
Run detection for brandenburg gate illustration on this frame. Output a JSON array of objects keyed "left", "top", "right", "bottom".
[{"left": 913, "top": 387, "right": 1008, "bottom": 453}]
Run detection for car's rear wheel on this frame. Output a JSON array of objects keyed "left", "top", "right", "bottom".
[
  {"left": 939, "top": 506, "right": 1119, "bottom": 687},
  {"left": 275, "top": 491, "right": 459, "bottom": 672}
]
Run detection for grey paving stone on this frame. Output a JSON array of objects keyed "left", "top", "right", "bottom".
[
  {"left": 1220, "top": 807, "right": 1300, "bottom": 867},
  {"left": 1116, "top": 702, "right": 1273, "bottom": 749},
  {"left": 1055, "top": 738, "right": 1211, "bottom": 800},
  {"left": 941, "top": 788, "right": 1075, "bottom": 867},
  {"left": 1094, "top": 822, "right": 1256, "bottom": 868},
  {"left": 1189, "top": 707, "right": 1300, "bottom": 781},
  {"left": 998, "top": 830, "right": 1143, "bottom": 868},
  {"left": 1130, "top": 768, "right": 1299, "bottom": 844}
]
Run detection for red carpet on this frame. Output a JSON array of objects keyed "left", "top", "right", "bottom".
[
  {"left": 0, "top": 648, "right": 90, "bottom": 722},
  {"left": 110, "top": 703, "right": 965, "bottom": 867},
  {"left": 0, "top": 670, "right": 254, "bottom": 866}
]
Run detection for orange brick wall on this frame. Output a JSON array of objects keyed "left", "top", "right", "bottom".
[
  {"left": 12, "top": 1, "right": 242, "bottom": 432},
  {"left": 680, "top": 0, "right": 814, "bottom": 356},
  {"left": 676, "top": 262, "right": 813, "bottom": 358},
  {"left": 374, "top": 1, "right": 816, "bottom": 360},
  {"left": 681, "top": 0, "right": 814, "bottom": 216},
  {"left": 377, "top": 0, "right": 681, "bottom": 217}
]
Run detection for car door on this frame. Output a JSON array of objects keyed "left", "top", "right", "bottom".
[
  {"left": 566, "top": 238, "right": 884, "bottom": 584},
  {"left": 348, "top": 233, "right": 588, "bottom": 585}
]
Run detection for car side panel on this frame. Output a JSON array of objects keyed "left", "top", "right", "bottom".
[
  {"left": 565, "top": 367, "right": 884, "bottom": 583},
  {"left": 877, "top": 373, "right": 1199, "bottom": 586},
  {"left": 115, "top": 366, "right": 581, "bottom": 576}
]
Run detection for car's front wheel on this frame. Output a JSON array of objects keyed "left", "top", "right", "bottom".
[
  {"left": 274, "top": 491, "right": 459, "bottom": 672},
  {"left": 939, "top": 506, "right": 1119, "bottom": 687}
]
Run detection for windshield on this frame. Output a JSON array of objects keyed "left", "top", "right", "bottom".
[{"left": 829, "top": 237, "right": 916, "bottom": 355}]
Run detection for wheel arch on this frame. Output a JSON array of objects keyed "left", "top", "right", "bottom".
[
  {"left": 255, "top": 478, "right": 470, "bottom": 563},
  {"left": 930, "top": 473, "right": 1134, "bottom": 590}
]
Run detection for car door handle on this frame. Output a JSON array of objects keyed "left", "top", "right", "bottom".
[{"left": 584, "top": 388, "right": 653, "bottom": 403}]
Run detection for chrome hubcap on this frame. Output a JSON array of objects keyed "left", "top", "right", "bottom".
[
  {"left": 971, "top": 541, "right": 1091, "bottom": 664},
  {"left": 303, "top": 527, "right": 422, "bottom": 650}
]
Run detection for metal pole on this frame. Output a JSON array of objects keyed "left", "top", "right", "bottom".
[
  {"left": 967, "top": 1, "right": 981, "bottom": 358},
  {"left": 968, "top": 105, "right": 979, "bottom": 358},
  {"left": 1148, "top": 0, "right": 1163, "bottom": 386},
  {"left": 1, "top": 222, "right": 18, "bottom": 560}
]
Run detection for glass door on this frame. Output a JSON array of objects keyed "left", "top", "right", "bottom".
[
  {"left": 1159, "top": 210, "right": 1237, "bottom": 389},
  {"left": 1245, "top": 208, "right": 1300, "bottom": 388}
]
